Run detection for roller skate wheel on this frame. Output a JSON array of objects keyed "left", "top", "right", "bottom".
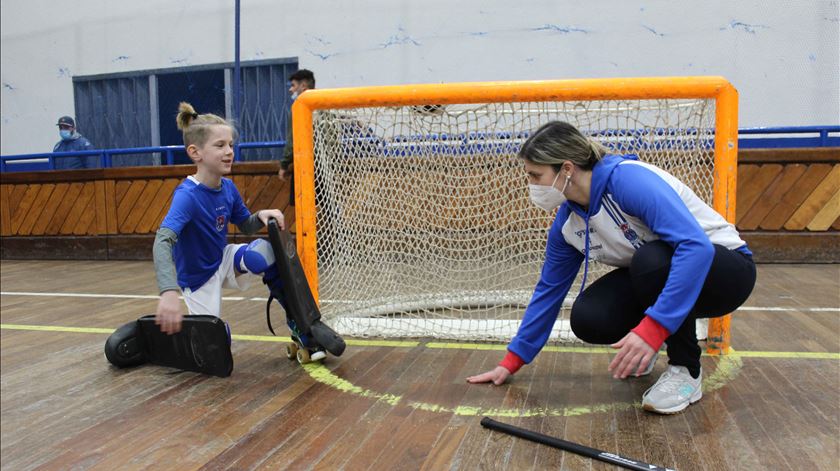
[
  {"left": 310, "top": 350, "right": 326, "bottom": 362},
  {"left": 286, "top": 343, "right": 299, "bottom": 360},
  {"left": 296, "top": 348, "right": 311, "bottom": 364}
]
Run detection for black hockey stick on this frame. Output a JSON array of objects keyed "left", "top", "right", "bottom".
[{"left": 480, "top": 417, "right": 674, "bottom": 471}]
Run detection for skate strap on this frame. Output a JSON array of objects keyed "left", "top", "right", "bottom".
[{"left": 266, "top": 295, "right": 277, "bottom": 336}]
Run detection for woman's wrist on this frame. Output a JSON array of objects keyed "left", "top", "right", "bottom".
[{"left": 499, "top": 350, "right": 525, "bottom": 375}]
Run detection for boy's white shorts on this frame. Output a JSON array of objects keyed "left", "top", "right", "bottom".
[{"left": 181, "top": 243, "right": 253, "bottom": 317}]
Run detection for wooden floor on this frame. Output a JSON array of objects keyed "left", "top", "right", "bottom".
[{"left": 1, "top": 261, "right": 838, "bottom": 471}]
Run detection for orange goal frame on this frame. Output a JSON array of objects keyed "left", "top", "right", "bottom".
[{"left": 291, "top": 76, "right": 739, "bottom": 354}]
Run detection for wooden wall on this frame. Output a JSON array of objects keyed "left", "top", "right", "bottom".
[
  {"left": 1, "top": 148, "right": 838, "bottom": 262},
  {"left": 736, "top": 148, "right": 839, "bottom": 262},
  {"left": 0, "top": 163, "right": 293, "bottom": 260}
]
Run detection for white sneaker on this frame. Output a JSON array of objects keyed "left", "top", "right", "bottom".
[
  {"left": 642, "top": 365, "right": 702, "bottom": 414},
  {"left": 696, "top": 318, "right": 709, "bottom": 341}
]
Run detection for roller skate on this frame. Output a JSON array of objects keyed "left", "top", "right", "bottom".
[{"left": 285, "top": 318, "right": 327, "bottom": 364}]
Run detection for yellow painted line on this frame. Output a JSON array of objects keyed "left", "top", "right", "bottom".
[
  {"left": 425, "top": 341, "right": 840, "bottom": 359},
  {"left": 302, "top": 363, "right": 401, "bottom": 405},
  {"left": 0, "top": 323, "right": 805, "bottom": 418},
  {"left": 427, "top": 342, "right": 614, "bottom": 354},
  {"left": 234, "top": 334, "right": 419, "bottom": 348},
  {"left": 1, "top": 323, "right": 836, "bottom": 360},
  {"left": 299, "top": 351, "right": 743, "bottom": 418},
  {"left": 231, "top": 334, "right": 288, "bottom": 343},
  {"left": 0, "top": 324, "right": 114, "bottom": 334},
  {"left": 344, "top": 339, "right": 421, "bottom": 348},
  {"left": 728, "top": 350, "right": 840, "bottom": 360}
]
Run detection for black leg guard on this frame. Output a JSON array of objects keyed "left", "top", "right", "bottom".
[
  {"left": 137, "top": 315, "right": 233, "bottom": 377},
  {"left": 104, "top": 321, "right": 147, "bottom": 368},
  {"left": 105, "top": 315, "right": 233, "bottom": 377},
  {"left": 266, "top": 218, "right": 346, "bottom": 357}
]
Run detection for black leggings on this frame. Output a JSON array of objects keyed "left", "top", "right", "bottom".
[{"left": 570, "top": 240, "right": 756, "bottom": 372}]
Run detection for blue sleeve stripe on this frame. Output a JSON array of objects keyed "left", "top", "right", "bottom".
[{"left": 601, "top": 195, "right": 628, "bottom": 227}]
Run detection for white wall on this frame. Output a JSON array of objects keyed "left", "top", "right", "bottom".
[{"left": 2, "top": 0, "right": 838, "bottom": 155}]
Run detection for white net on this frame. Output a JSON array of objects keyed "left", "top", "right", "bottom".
[{"left": 309, "top": 99, "right": 716, "bottom": 342}]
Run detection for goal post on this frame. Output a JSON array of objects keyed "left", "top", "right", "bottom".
[{"left": 291, "top": 76, "right": 738, "bottom": 354}]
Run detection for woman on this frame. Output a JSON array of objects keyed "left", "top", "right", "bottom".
[{"left": 467, "top": 121, "right": 756, "bottom": 414}]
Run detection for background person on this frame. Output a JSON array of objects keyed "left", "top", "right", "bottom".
[
  {"left": 52, "top": 116, "right": 96, "bottom": 169},
  {"left": 278, "top": 69, "right": 316, "bottom": 206}
]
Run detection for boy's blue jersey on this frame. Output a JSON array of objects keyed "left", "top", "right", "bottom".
[{"left": 160, "top": 176, "right": 250, "bottom": 291}]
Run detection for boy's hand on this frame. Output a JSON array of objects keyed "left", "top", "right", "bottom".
[
  {"left": 156, "top": 290, "right": 183, "bottom": 335},
  {"left": 258, "top": 209, "right": 285, "bottom": 230}
]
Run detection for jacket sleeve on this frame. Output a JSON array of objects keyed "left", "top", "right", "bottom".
[
  {"left": 507, "top": 208, "right": 583, "bottom": 364},
  {"left": 153, "top": 227, "right": 180, "bottom": 294},
  {"left": 279, "top": 117, "right": 294, "bottom": 169},
  {"left": 609, "top": 164, "right": 715, "bottom": 335}
]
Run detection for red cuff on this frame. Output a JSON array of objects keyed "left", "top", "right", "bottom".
[
  {"left": 631, "top": 316, "right": 671, "bottom": 351},
  {"left": 499, "top": 350, "right": 525, "bottom": 375}
]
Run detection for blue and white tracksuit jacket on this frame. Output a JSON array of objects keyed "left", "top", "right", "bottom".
[{"left": 507, "top": 154, "right": 750, "bottom": 365}]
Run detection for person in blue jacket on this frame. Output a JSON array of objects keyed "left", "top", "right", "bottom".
[
  {"left": 53, "top": 116, "right": 96, "bottom": 169},
  {"left": 467, "top": 121, "right": 756, "bottom": 414}
]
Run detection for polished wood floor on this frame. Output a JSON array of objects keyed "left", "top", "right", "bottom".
[{"left": 1, "top": 261, "right": 838, "bottom": 470}]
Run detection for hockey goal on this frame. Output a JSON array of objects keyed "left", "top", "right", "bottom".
[{"left": 290, "top": 77, "right": 738, "bottom": 353}]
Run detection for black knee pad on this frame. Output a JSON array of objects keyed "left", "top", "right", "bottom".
[{"left": 104, "top": 321, "right": 147, "bottom": 368}]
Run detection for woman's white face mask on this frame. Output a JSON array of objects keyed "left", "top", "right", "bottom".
[{"left": 529, "top": 171, "right": 571, "bottom": 211}]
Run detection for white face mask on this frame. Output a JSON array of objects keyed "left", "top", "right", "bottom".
[{"left": 529, "top": 172, "right": 571, "bottom": 211}]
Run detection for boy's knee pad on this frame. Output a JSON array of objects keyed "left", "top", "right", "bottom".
[{"left": 235, "top": 239, "right": 276, "bottom": 276}]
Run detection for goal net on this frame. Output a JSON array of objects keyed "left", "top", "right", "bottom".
[{"left": 292, "top": 78, "right": 738, "bottom": 349}]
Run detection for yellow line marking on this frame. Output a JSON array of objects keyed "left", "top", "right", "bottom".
[
  {"left": 0, "top": 324, "right": 419, "bottom": 347},
  {"left": 424, "top": 340, "right": 839, "bottom": 359},
  {"left": 727, "top": 350, "right": 840, "bottom": 360},
  {"left": 344, "top": 339, "right": 421, "bottom": 348},
  {"left": 299, "top": 352, "right": 743, "bottom": 417},
  {"left": 232, "top": 334, "right": 418, "bottom": 347},
  {"left": 0, "top": 324, "right": 114, "bottom": 334},
  {"left": 1, "top": 323, "right": 837, "bottom": 360},
  {"left": 231, "top": 334, "right": 288, "bottom": 343},
  {"left": 6, "top": 322, "right": 833, "bottom": 418},
  {"left": 302, "top": 363, "right": 401, "bottom": 405},
  {"left": 427, "top": 342, "right": 615, "bottom": 354}
]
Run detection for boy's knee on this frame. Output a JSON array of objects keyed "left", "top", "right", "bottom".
[{"left": 235, "top": 239, "right": 276, "bottom": 275}]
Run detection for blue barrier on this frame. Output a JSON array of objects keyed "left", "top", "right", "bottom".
[
  {"left": 2, "top": 125, "right": 838, "bottom": 173},
  {"left": 0, "top": 141, "right": 285, "bottom": 173},
  {"left": 738, "top": 126, "right": 840, "bottom": 148}
]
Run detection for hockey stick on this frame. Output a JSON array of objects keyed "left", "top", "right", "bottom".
[{"left": 480, "top": 417, "right": 674, "bottom": 471}]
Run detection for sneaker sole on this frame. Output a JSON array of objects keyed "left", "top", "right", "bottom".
[{"left": 642, "top": 390, "right": 702, "bottom": 415}]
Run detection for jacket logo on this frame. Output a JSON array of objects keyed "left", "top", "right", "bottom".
[
  {"left": 620, "top": 223, "right": 643, "bottom": 248},
  {"left": 216, "top": 215, "right": 226, "bottom": 231}
]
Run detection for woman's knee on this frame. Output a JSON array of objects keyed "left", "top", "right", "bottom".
[{"left": 570, "top": 297, "right": 610, "bottom": 343}]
